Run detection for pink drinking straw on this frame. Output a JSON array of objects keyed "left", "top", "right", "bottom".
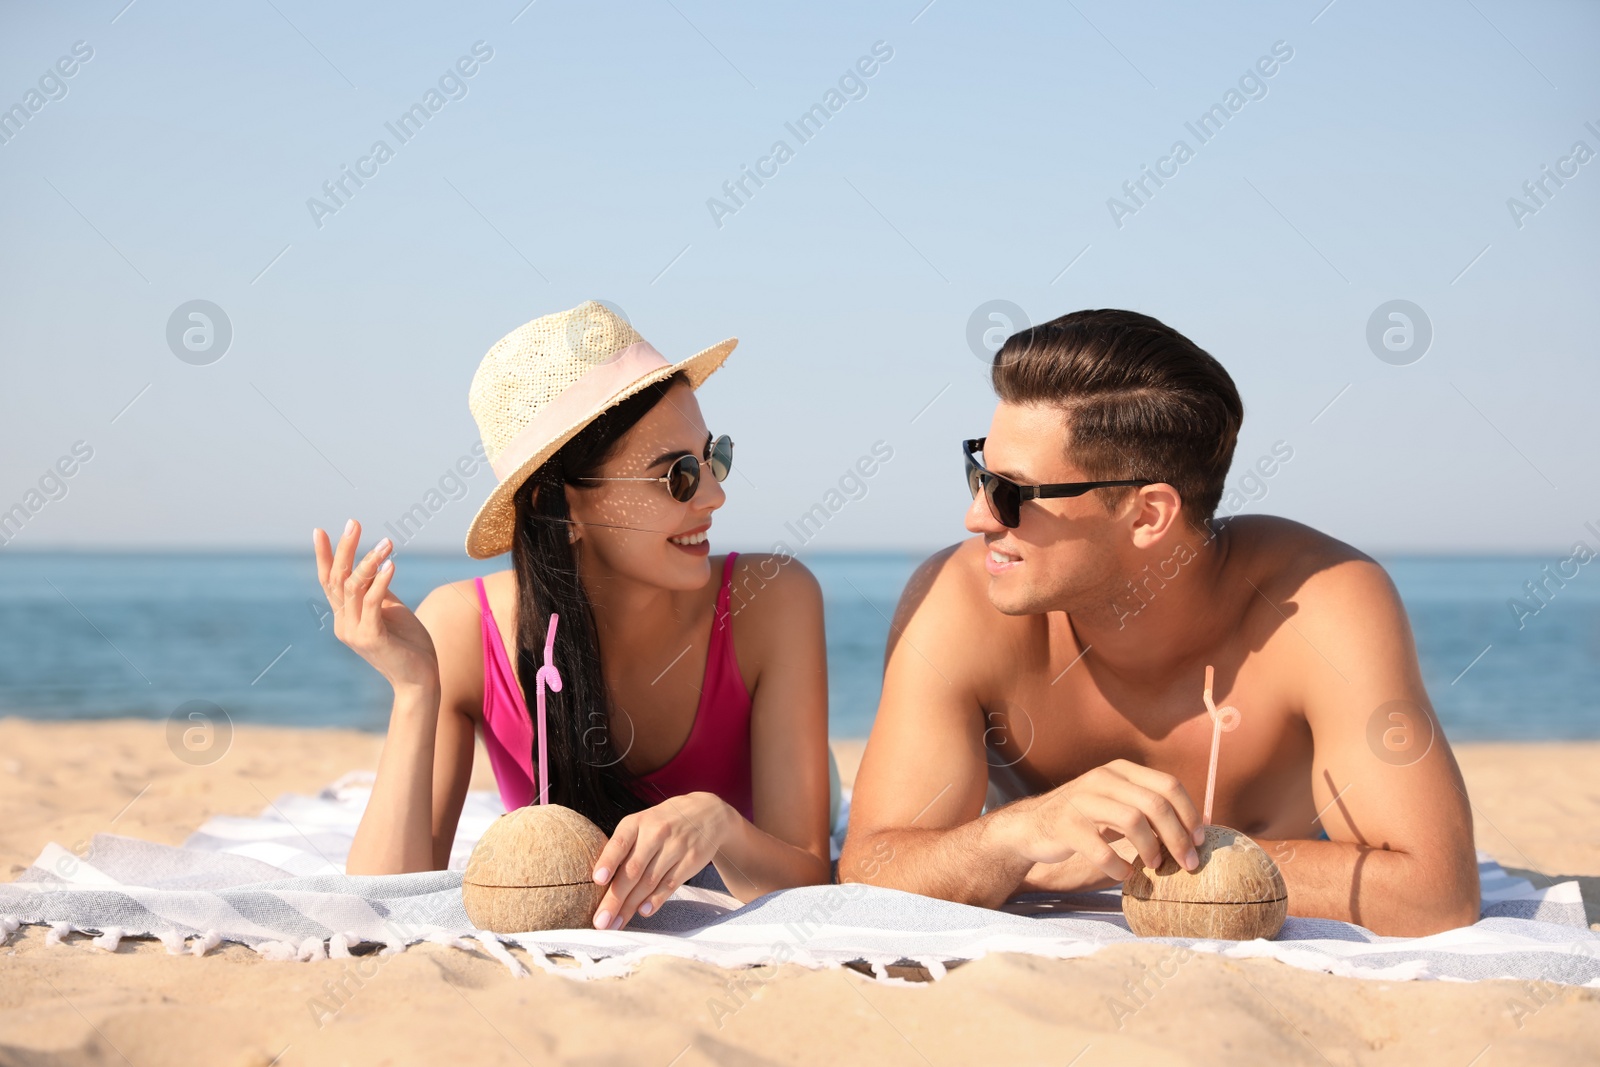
[
  {"left": 1201, "top": 664, "right": 1241, "bottom": 826},
  {"left": 534, "top": 614, "right": 563, "bottom": 806}
]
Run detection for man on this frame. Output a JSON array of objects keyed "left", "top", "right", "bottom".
[{"left": 841, "top": 309, "right": 1478, "bottom": 936}]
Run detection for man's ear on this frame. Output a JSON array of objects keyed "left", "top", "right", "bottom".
[{"left": 1128, "top": 483, "right": 1183, "bottom": 549}]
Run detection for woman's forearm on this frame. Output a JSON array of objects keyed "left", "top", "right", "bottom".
[
  {"left": 346, "top": 682, "right": 441, "bottom": 875},
  {"left": 710, "top": 803, "right": 831, "bottom": 902}
]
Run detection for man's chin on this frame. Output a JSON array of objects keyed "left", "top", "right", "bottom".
[{"left": 985, "top": 575, "right": 1043, "bottom": 617}]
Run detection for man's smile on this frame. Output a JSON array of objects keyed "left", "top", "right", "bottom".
[{"left": 986, "top": 539, "right": 1022, "bottom": 575}]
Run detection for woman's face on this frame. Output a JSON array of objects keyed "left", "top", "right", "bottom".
[{"left": 565, "top": 381, "right": 727, "bottom": 591}]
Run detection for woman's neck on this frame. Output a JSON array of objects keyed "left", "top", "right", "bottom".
[{"left": 579, "top": 561, "right": 700, "bottom": 652}]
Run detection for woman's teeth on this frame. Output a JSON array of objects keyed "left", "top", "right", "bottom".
[{"left": 669, "top": 531, "right": 708, "bottom": 546}]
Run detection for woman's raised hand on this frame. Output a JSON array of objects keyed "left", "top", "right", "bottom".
[{"left": 313, "top": 519, "right": 439, "bottom": 693}]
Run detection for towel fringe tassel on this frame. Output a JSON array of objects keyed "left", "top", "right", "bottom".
[
  {"left": 252, "top": 940, "right": 299, "bottom": 961},
  {"left": 472, "top": 934, "right": 529, "bottom": 978},
  {"left": 424, "top": 931, "right": 475, "bottom": 952}
]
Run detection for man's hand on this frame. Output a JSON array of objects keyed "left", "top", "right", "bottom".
[{"left": 1002, "top": 759, "right": 1204, "bottom": 880}]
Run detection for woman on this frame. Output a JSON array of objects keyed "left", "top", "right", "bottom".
[{"left": 312, "top": 302, "right": 831, "bottom": 930}]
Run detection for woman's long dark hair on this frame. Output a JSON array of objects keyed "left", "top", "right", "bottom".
[{"left": 509, "top": 372, "right": 686, "bottom": 833}]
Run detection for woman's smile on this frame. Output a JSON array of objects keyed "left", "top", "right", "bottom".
[{"left": 668, "top": 523, "right": 712, "bottom": 555}]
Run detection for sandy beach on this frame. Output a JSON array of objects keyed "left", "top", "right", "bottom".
[{"left": 1, "top": 717, "right": 1596, "bottom": 1066}]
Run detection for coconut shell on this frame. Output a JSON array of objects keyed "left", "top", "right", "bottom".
[
  {"left": 1122, "top": 825, "right": 1287, "bottom": 941},
  {"left": 461, "top": 804, "right": 609, "bottom": 933}
]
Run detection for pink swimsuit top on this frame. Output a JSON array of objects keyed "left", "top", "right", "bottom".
[{"left": 473, "top": 552, "right": 754, "bottom": 821}]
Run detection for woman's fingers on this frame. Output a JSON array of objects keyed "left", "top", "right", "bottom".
[
  {"left": 610, "top": 846, "right": 674, "bottom": 929},
  {"left": 592, "top": 818, "right": 637, "bottom": 887},
  {"left": 330, "top": 518, "right": 360, "bottom": 597},
  {"left": 312, "top": 527, "right": 334, "bottom": 591},
  {"left": 341, "top": 537, "right": 393, "bottom": 630},
  {"left": 361, "top": 557, "right": 396, "bottom": 632},
  {"left": 636, "top": 856, "right": 696, "bottom": 920},
  {"left": 591, "top": 818, "right": 640, "bottom": 929},
  {"left": 315, "top": 519, "right": 360, "bottom": 606}
]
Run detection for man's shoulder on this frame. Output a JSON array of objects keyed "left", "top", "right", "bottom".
[
  {"left": 1225, "top": 515, "right": 1399, "bottom": 616},
  {"left": 890, "top": 538, "right": 1038, "bottom": 653},
  {"left": 897, "top": 537, "right": 1002, "bottom": 621}
]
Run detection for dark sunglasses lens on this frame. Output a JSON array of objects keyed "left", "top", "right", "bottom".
[
  {"left": 966, "top": 446, "right": 1018, "bottom": 527},
  {"left": 984, "top": 476, "right": 1019, "bottom": 527},
  {"left": 667, "top": 455, "right": 701, "bottom": 502},
  {"left": 708, "top": 435, "right": 733, "bottom": 481}
]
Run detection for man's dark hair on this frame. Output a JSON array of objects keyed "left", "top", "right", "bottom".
[{"left": 991, "top": 309, "right": 1243, "bottom": 524}]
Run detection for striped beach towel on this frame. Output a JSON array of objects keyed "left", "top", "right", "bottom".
[{"left": 2, "top": 774, "right": 1596, "bottom": 985}]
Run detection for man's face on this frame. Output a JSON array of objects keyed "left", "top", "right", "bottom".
[{"left": 964, "top": 401, "right": 1130, "bottom": 617}]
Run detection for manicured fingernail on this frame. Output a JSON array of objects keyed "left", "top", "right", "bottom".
[
  {"left": 1185, "top": 849, "right": 1199, "bottom": 871},
  {"left": 592, "top": 910, "right": 610, "bottom": 929},
  {"left": 639, "top": 902, "right": 653, "bottom": 917},
  {"left": 611, "top": 915, "right": 625, "bottom": 930},
  {"left": 343, "top": 519, "right": 354, "bottom": 536},
  {"left": 377, "top": 537, "right": 391, "bottom": 553},
  {"left": 593, "top": 867, "right": 609, "bottom": 884},
  {"left": 378, "top": 559, "right": 393, "bottom": 573},
  {"left": 1194, "top": 828, "right": 1206, "bottom": 846}
]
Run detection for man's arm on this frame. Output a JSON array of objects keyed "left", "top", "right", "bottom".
[
  {"left": 839, "top": 542, "right": 1203, "bottom": 905},
  {"left": 1262, "top": 555, "right": 1479, "bottom": 935},
  {"left": 838, "top": 545, "right": 1017, "bottom": 902}
]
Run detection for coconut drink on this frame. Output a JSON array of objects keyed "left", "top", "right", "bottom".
[{"left": 1121, "top": 666, "right": 1288, "bottom": 941}]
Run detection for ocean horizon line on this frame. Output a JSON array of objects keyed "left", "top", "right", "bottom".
[{"left": 0, "top": 544, "right": 1584, "bottom": 562}]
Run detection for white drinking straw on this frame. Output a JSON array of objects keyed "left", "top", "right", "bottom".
[{"left": 1201, "top": 664, "right": 1241, "bottom": 826}]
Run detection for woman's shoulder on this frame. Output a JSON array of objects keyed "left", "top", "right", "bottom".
[
  {"left": 416, "top": 569, "right": 516, "bottom": 649},
  {"left": 724, "top": 552, "right": 823, "bottom": 626},
  {"left": 416, "top": 569, "right": 513, "bottom": 719}
]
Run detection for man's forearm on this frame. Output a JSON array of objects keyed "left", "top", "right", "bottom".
[
  {"left": 1262, "top": 838, "right": 1480, "bottom": 935},
  {"left": 840, "top": 810, "right": 1036, "bottom": 908}
]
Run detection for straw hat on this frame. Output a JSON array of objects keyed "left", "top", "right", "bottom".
[{"left": 465, "top": 301, "right": 736, "bottom": 559}]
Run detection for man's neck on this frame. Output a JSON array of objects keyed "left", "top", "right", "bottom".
[{"left": 1067, "top": 520, "right": 1234, "bottom": 686}]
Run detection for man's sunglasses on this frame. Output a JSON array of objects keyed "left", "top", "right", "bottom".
[
  {"left": 577, "top": 434, "right": 733, "bottom": 503},
  {"left": 963, "top": 438, "right": 1154, "bottom": 528}
]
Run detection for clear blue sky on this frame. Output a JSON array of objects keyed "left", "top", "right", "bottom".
[{"left": 2, "top": 0, "right": 1595, "bottom": 556}]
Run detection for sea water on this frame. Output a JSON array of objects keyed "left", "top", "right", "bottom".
[{"left": 0, "top": 551, "right": 1594, "bottom": 741}]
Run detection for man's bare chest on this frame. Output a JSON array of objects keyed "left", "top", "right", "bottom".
[{"left": 981, "top": 669, "right": 1319, "bottom": 836}]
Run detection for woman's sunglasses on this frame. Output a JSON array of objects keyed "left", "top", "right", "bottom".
[
  {"left": 578, "top": 434, "right": 733, "bottom": 503},
  {"left": 963, "top": 437, "right": 1154, "bottom": 528}
]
